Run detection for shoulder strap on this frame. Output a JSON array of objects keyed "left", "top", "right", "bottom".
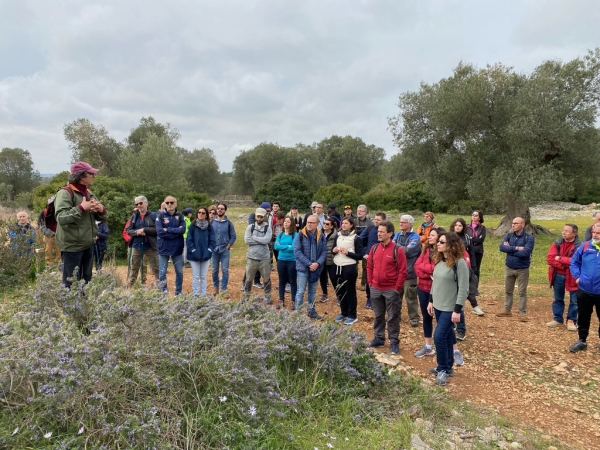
[{"left": 369, "top": 243, "right": 379, "bottom": 268}]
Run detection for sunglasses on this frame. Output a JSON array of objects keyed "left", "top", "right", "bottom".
[
  {"left": 165, "top": 201, "right": 175, "bottom": 205},
  {"left": 437, "top": 240, "right": 447, "bottom": 244},
  {"left": 135, "top": 202, "right": 145, "bottom": 206},
  {"left": 198, "top": 211, "right": 206, "bottom": 215}
]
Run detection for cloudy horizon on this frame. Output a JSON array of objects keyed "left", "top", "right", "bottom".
[{"left": 1, "top": 0, "right": 598, "bottom": 174}]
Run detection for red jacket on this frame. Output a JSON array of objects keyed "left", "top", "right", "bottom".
[
  {"left": 367, "top": 240, "right": 408, "bottom": 291},
  {"left": 415, "top": 247, "right": 471, "bottom": 292},
  {"left": 547, "top": 238, "right": 580, "bottom": 291}
]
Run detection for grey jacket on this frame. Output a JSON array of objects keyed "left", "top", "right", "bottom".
[{"left": 244, "top": 222, "right": 272, "bottom": 260}]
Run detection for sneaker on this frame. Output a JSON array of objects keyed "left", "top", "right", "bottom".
[
  {"left": 454, "top": 350, "right": 464, "bottom": 366},
  {"left": 365, "top": 299, "right": 372, "bottom": 309},
  {"left": 496, "top": 311, "right": 512, "bottom": 317},
  {"left": 320, "top": 295, "right": 329, "bottom": 303},
  {"left": 546, "top": 320, "right": 561, "bottom": 328},
  {"left": 367, "top": 338, "right": 385, "bottom": 348},
  {"left": 519, "top": 314, "right": 528, "bottom": 322},
  {"left": 456, "top": 331, "right": 466, "bottom": 341},
  {"left": 414, "top": 345, "right": 436, "bottom": 358},
  {"left": 253, "top": 282, "right": 264, "bottom": 289},
  {"left": 428, "top": 367, "right": 454, "bottom": 377},
  {"left": 390, "top": 343, "right": 399, "bottom": 355},
  {"left": 334, "top": 314, "right": 347, "bottom": 322},
  {"left": 567, "top": 320, "right": 577, "bottom": 331},
  {"left": 472, "top": 306, "right": 485, "bottom": 316},
  {"left": 344, "top": 317, "right": 358, "bottom": 325},
  {"left": 285, "top": 283, "right": 291, "bottom": 293},
  {"left": 435, "top": 370, "right": 449, "bottom": 386},
  {"left": 308, "top": 310, "right": 322, "bottom": 321},
  {"left": 569, "top": 340, "right": 587, "bottom": 353}
]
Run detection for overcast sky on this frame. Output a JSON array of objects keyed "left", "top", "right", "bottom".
[{"left": 0, "top": 0, "right": 598, "bottom": 174}]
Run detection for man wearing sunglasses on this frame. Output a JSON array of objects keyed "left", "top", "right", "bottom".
[
  {"left": 126, "top": 196, "right": 159, "bottom": 287},
  {"left": 156, "top": 196, "right": 186, "bottom": 295},
  {"left": 243, "top": 207, "right": 273, "bottom": 303}
]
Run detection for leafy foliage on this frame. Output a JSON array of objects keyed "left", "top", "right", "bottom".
[
  {"left": 314, "top": 183, "right": 363, "bottom": 210},
  {"left": 252, "top": 173, "right": 314, "bottom": 209},
  {"left": 182, "top": 148, "right": 223, "bottom": 196},
  {"left": 362, "top": 180, "right": 436, "bottom": 212},
  {"left": 0, "top": 220, "right": 37, "bottom": 290},
  {"left": 126, "top": 116, "right": 181, "bottom": 154},
  {"left": 0, "top": 148, "right": 41, "bottom": 201}
]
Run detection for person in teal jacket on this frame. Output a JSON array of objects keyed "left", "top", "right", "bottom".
[{"left": 274, "top": 216, "right": 297, "bottom": 308}]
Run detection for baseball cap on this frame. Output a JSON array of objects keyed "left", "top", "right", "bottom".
[
  {"left": 260, "top": 202, "right": 271, "bottom": 209},
  {"left": 255, "top": 208, "right": 267, "bottom": 216},
  {"left": 291, "top": 204, "right": 298, "bottom": 209},
  {"left": 70, "top": 161, "right": 99, "bottom": 174},
  {"left": 183, "top": 208, "right": 194, "bottom": 215},
  {"left": 311, "top": 201, "right": 318, "bottom": 207}
]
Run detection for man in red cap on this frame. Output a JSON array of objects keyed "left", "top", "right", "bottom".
[{"left": 55, "top": 161, "right": 108, "bottom": 288}]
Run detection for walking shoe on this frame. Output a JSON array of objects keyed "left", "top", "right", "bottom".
[
  {"left": 568, "top": 340, "right": 587, "bottom": 353},
  {"left": 365, "top": 299, "right": 372, "bottom": 309},
  {"left": 308, "top": 310, "right": 323, "bottom": 321},
  {"left": 334, "top": 314, "right": 347, "bottom": 322},
  {"left": 414, "top": 345, "right": 436, "bottom": 358},
  {"left": 344, "top": 317, "right": 358, "bottom": 325},
  {"left": 472, "top": 306, "right": 485, "bottom": 316},
  {"left": 359, "top": 284, "right": 366, "bottom": 291},
  {"left": 546, "top": 320, "right": 561, "bottom": 328},
  {"left": 319, "top": 295, "right": 328, "bottom": 303},
  {"left": 285, "top": 283, "right": 291, "bottom": 293},
  {"left": 435, "top": 370, "right": 449, "bottom": 386},
  {"left": 454, "top": 350, "right": 464, "bottom": 366},
  {"left": 428, "top": 367, "right": 454, "bottom": 377},
  {"left": 410, "top": 320, "right": 419, "bottom": 328},
  {"left": 390, "top": 343, "right": 399, "bottom": 355},
  {"left": 519, "top": 313, "right": 528, "bottom": 322},
  {"left": 367, "top": 338, "right": 385, "bottom": 348},
  {"left": 253, "top": 282, "right": 264, "bottom": 289},
  {"left": 567, "top": 320, "right": 577, "bottom": 331},
  {"left": 456, "top": 331, "right": 466, "bottom": 341},
  {"left": 496, "top": 311, "right": 512, "bottom": 317}
]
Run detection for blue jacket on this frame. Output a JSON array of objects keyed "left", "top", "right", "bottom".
[
  {"left": 570, "top": 241, "right": 600, "bottom": 295},
  {"left": 156, "top": 210, "right": 185, "bottom": 256},
  {"left": 274, "top": 231, "right": 297, "bottom": 261},
  {"left": 360, "top": 224, "right": 378, "bottom": 254},
  {"left": 186, "top": 221, "right": 216, "bottom": 262},
  {"left": 293, "top": 228, "right": 327, "bottom": 276},
  {"left": 95, "top": 222, "right": 109, "bottom": 253},
  {"left": 499, "top": 231, "right": 534, "bottom": 269},
  {"left": 393, "top": 230, "right": 421, "bottom": 278},
  {"left": 211, "top": 216, "right": 237, "bottom": 253}
]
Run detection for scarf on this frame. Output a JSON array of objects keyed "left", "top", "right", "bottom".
[
  {"left": 340, "top": 230, "right": 352, "bottom": 236},
  {"left": 195, "top": 219, "right": 209, "bottom": 230},
  {"left": 421, "top": 220, "right": 434, "bottom": 228},
  {"left": 307, "top": 230, "right": 317, "bottom": 262}
]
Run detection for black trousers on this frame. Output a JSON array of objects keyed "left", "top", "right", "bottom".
[
  {"left": 577, "top": 289, "right": 600, "bottom": 342},
  {"left": 62, "top": 247, "right": 94, "bottom": 288},
  {"left": 333, "top": 264, "right": 359, "bottom": 319}
]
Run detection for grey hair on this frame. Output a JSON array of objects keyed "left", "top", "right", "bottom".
[
  {"left": 357, "top": 204, "right": 368, "bottom": 212},
  {"left": 135, "top": 196, "right": 148, "bottom": 204},
  {"left": 593, "top": 211, "right": 600, "bottom": 218},
  {"left": 401, "top": 214, "right": 415, "bottom": 225},
  {"left": 68, "top": 170, "right": 87, "bottom": 184},
  {"left": 163, "top": 196, "right": 177, "bottom": 202},
  {"left": 593, "top": 223, "right": 600, "bottom": 230}
]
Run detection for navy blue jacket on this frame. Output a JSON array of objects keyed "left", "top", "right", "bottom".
[
  {"left": 156, "top": 210, "right": 185, "bottom": 256},
  {"left": 95, "top": 222, "right": 109, "bottom": 253},
  {"left": 499, "top": 231, "right": 534, "bottom": 269},
  {"left": 293, "top": 228, "right": 327, "bottom": 277},
  {"left": 393, "top": 230, "right": 421, "bottom": 278},
  {"left": 360, "top": 224, "right": 378, "bottom": 254},
  {"left": 186, "top": 222, "right": 216, "bottom": 262}
]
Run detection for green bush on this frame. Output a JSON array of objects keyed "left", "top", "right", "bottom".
[
  {"left": 253, "top": 173, "right": 314, "bottom": 210},
  {"left": 314, "top": 183, "right": 363, "bottom": 209},
  {"left": 0, "top": 273, "right": 387, "bottom": 448},
  {"left": 0, "top": 220, "right": 37, "bottom": 291},
  {"left": 363, "top": 180, "right": 435, "bottom": 212}
]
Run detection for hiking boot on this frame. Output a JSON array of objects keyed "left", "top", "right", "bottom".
[
  {"left": 365, "top": 299, "right": 372, "bottom": 309},
  {"left": 390, "top": 343, "right": 399, "bottom": 355},
  {"left": 472, "top": 306, "right": 485, "bottom": 316},
  {"left": 519, "top": 313, "right": 528, "bottom": 322},
  {"left": 435, "top": 370, "right": 449, "bottom": 386},
  {"left": 367, "top": 338, "right": 385, "bottom": 348},
  {"left": 567, "top": 320, "right": 577, "bottom": 331},
  {"left": 429, "top": 367, "right": 454, "bottom": 377},
  {"left": 334, "top": 314, "right": 347, "bottom": 322},
  {"left": 320, "top": 295, "right": 329, "bottom": 303},
  {"left": 496, "top": 311, "right": 512, "bottom": 317},
  {"left": 414, "top": 345, "right": 436, "bottom": 358},
  {"left": 344, "top": 317, "right": 358, "bottom": 325},
  {"left": 253, "top": 282, "right": 264, "bottom": 289},
  {"left": 569, "top": 340, "right": 587, "bottom": 353},
  {"left": 456, "top": 331, "right": 466, "bottom": 341},
  {"left": 454, "top": 350, "right": 464, "bottom": 366},
  {"left": 546, "top": 320, "right": 561, "bottom": 328},
  {"left": 308, "top": 310, "right": 322, "bottom": 321}
]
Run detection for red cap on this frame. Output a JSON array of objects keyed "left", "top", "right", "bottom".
[{"left": 70, "top": 161, "right": 99, "bottom": 174}]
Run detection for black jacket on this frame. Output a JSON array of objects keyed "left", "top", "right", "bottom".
[{"left": 127, "top": 210, "right": 158, "bottom": 250}]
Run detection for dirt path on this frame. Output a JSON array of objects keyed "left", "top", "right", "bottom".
[{"left": 114, "top": 265, "right": 600, "bottom": 449}]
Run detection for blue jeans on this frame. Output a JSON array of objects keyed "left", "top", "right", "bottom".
[
  {"left": 159, "top": 254, "right": 183, "bottom": 295},
  {"left": 211, "top": 249, "right": 231, "bottom": 291},
  {"left": 433, "top": 308, "right": 455, "bottom": 373},
  {"left": 296, "top": 271, "right": 317, "bottom": 312},
  {"left": 190, "top": 259, "right": 210, "bottom": 296},
  {"left": 552, "top": 273, "right": 578, "bottom": 323}
]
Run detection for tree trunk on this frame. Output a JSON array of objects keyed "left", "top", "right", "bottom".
[{"left": 491, "top": 200, "right": 552, "bottom": 237}]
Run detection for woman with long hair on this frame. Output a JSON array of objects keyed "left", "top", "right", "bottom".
[
  {"left": 427, "top": 231, "right": 469, "bottom": 386},
  {"left": 187, "top": 206, "right": 216, "bottom": 296},
  {"left": 467, "top": 210, "right": 486, "bottom": 280},
  {"left": 332, "top": 217, "right": 364, "bottom": 325},
  {"left": 287, "top": 204, "right": 304, "bottom": 233},
  {"left": 274, "top": 216, "right": 297, "bottom": 308}
]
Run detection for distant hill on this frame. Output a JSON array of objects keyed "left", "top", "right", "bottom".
[{"left": 40, "top": 174, "right": 56, "bottom": 178}]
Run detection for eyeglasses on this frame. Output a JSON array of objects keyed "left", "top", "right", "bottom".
[
  {"left": 471, "top": 214, "right": 479, "bottom": 217},
  {"left": 198, "top": 211, "right": 206, "bottom": 215},
  {"left": 209, "top": 211, "right": 216, "bottom": 214},
  {"left": 399, "top": 221, "right": 409, "bottom": 224},
  {"left": 307, "top": 221, "right": 318, "bottom": 224},
  {"left": 135, "top": 202, "right": 145, "bottom": 206},
  {"left": 165, "top": 201, "right": 175, "bottom": 205},
  {"left": 437, "top": 240, "right": 447, "bottom": 244}
]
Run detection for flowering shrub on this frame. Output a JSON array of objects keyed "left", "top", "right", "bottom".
[
  {"left": 0, "top": 271, "right": 387, "bottom": 448},
  {"left": 0, "top": 220, "right": 37, "bottom": 290}
]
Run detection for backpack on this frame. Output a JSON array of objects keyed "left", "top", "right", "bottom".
[
  {"left": 369, "top": 242, "right": 402, "bottom": 270},
  {"left": 452, "top": 262, "right": 479, "bottom": 302},
  {"left": 43, "top": 186, "right": 74, "bottom": 233}
]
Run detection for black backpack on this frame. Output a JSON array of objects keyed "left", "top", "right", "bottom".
[{"left": 452, "top": 262, "right": 479, "bottom": 302}]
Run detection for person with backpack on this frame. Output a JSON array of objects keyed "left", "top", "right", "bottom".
[
  {"left": 126, "top": 197, "right": 159, "bottom": 287},
  {"left": 274, "top": 216, "right": 298, "bottom": 308},
  {"left": 38, "top": 199, "right": 61, "bottom": 268},
  {"left": 467, "top": 210, "right": 486, "bottom": 280},
  {"left": 55, "top": 161, "right": 108, "bottom": 288},
  {"left": 546, "top": 224, "right": 581, "bottom": 331},
  {"left": 428, "top": 231, "right": 469, "bottom": 386},
  {"left": 156, "top": 195, "right": 186, "bottom": 295},
  {"left": 331, "top": 216, "right": 364, "bottom": 325},
  {"left": 243, "top": 207, "right": 273, "bottom": 304},
  {"left": 366, "top": 221, "right": 408, "bottom": 354},
  {"left": 360, "top": 211, "right": 385, "bottom": 309},
  {"left": 496, "top": 217, "right": 535, "bottom": 322},
  {"left": 211, "top": 202, "right": 237, "bottom": 298}
]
